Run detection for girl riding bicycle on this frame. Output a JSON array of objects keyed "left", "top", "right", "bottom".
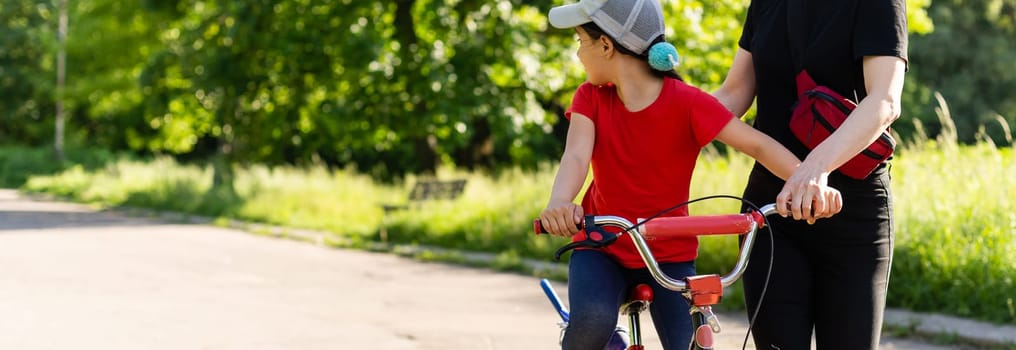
[{"left": 539, "top": 0, "right": 842, "bottom": 349}]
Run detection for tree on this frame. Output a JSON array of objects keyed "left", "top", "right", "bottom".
[
  {"left": 0, "top": 0, "right": 937, "bottom": 180},
  {"left": 0, "top": 0, "right": 55, "bottom": 145},
  {"left": 0, "top": 0, "right": 169, "bottom": 153},
  {"left": 54, "top": 0, "right": 67, "bottom": 161},
  {"left": 66, "top": 0, "right": 167, "bottom": 152},
  {"left": 331, "top": 0, "right": 579, "bottom": 177},
  {"left": 902, "top": 0, "right": 1015, "bottom": 144}
]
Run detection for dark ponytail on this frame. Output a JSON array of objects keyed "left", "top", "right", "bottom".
[{"left": 580, "top": 23, "right": 683, "bottom": 81}]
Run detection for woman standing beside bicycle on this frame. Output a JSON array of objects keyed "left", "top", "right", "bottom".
[
  {"left": 711, "top": 0, "right": 908, "bottom": 349},
  {"left": 538, "top": 0, "right": 842, "bottom": 348}
]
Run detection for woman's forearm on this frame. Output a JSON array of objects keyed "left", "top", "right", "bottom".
[
  {"left": 801, "top": 95, "right": 899, "bottom": 172},
  {"left": 801, "top": 56, "right": 905, "bottom": 173},
  {"left": 713, "top": 48, "right": 757, "bottom": 117}
]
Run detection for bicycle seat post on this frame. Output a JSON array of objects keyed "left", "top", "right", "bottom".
[{"left": 618, "top": 283, "right": 653, "bottom": 349}]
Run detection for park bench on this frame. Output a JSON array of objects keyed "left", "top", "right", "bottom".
[{"left": 379, "top": 178, "right": 467, "bottom": 241}]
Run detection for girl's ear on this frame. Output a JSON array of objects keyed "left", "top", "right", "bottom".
[{"left": 599, "top": 36, "right": 614, "bottom": 56}]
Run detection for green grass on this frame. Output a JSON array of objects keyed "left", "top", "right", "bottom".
[
  {"left": 890, "top": 143, "right": 1016, "bottom": 324},
  {"left": 11, "top": 142, "right": 1016, "bottom": 324},
  {"left": 0, "top": 146, "right": 117, "bottom": 187}
]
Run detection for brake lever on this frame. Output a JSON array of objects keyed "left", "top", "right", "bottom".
[
  {"left": 553, "top": 241, "right": 585, "bottom": 261},
  {"left": 552, "top": 216, "right": 620, "bottom": 261}
]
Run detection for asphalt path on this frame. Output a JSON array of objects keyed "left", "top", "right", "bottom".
[{"left": 0, "top": 189, "right": 954, "bottom": 349}]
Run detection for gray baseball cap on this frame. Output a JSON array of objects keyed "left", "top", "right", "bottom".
[{"left": 548, "top": 0, "right": 665, "bottom": 54}]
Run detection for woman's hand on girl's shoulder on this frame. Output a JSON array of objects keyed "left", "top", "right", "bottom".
[{"left": 540, "top": 200, "right": 584, "bottom": 237}]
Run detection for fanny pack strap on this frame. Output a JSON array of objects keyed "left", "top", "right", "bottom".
[{"left": 795, "top": 71, "right": 817, "bottom": 96}]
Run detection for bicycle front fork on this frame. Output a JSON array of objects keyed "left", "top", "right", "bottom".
[
  {"left": 689, "top": 305, "right": 719, "bottom": 350},
  {"left": 622, "top": 304, "right": 717, "bottom": 350}
]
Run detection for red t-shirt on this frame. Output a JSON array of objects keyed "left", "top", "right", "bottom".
[{"left": 566, "top": 77, "right": 734, "bottom": 268}]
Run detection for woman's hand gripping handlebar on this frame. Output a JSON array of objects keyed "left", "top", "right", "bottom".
[{"left": 534, "top": 203, "right": 778, "bottom": 293}]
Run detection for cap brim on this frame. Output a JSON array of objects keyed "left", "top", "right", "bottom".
[{"left": 548, "top": 4, "right": 592, "bottom": 29}]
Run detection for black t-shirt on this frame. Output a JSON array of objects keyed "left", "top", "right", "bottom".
[{"left": 738, "top": 0, "right": 908, "bottom": 190}]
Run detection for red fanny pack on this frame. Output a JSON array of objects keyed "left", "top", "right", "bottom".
[{"left": 788, "top": 70, "right": 896, "bottom": 180}]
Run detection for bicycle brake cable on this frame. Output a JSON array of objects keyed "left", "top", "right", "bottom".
[
  {"left": 614, "top": 194, "right": 774, "bottom": 350},
  {"left": 618, "top": 194, "right": 762, "bottom": 235}
]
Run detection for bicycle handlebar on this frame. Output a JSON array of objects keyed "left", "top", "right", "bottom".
[{"left": 535, "top": 203, "right": 778, "bottom": 293}]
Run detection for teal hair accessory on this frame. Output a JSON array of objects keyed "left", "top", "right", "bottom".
[{"left": 648, "top": 42, "right": 680, "bottom": 71}]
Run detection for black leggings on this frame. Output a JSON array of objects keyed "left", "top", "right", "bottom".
[{"left": 741, "top": 166, "right": 894, "bottom": 350}]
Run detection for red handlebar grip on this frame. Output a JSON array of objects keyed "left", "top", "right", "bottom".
[{"left": 641, "top": 213, "right": 762, "bottom": 239}]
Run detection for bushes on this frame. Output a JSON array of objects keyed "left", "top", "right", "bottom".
[{"left": 0, "top": 146, "right": 116, "bottom": 187}]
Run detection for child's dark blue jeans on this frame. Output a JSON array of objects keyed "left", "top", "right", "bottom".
[{"left": 562, "top": 249, "right": 695, "bottom": 350}]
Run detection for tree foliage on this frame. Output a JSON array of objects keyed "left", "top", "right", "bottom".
[
  {"left": 133, "top": 0, "right": 582, "bottom": 180},
  {"left": 0, "top": 1, "right": 55, "bottom": 144},
  {"left": 902, "top": 0, "right": 1016, "bottom": 144},
  {"left": 13, "top": 0, "right": 1012, "bottom": 181}
]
